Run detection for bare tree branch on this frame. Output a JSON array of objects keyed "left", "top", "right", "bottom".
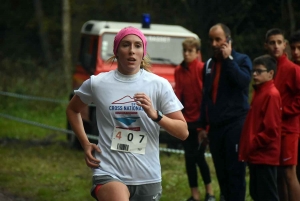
[
  {"left": 287, "top": 0, "right": 296, "bottom": 33},
  {"left": 62, "top": 0, "right": 72, "bottom": 93},
  {"left": 33, "top": 0, "right": 53, "bottom": 68}
]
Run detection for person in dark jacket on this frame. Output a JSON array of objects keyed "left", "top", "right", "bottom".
[
  {"left": 198, "top": 23, "right": 252, "bottom": 201},
  {"left": 239, "top": 55, "right": 281, "bottom": 201}
]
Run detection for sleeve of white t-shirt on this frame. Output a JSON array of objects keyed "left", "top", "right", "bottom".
[
  {"left": 74, "top": 78, "right": 94, "bottom": 104},
  {"left": 159, "top": 79, "right": 183, "bottom": 114}
]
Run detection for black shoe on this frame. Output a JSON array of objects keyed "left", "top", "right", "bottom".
[
  {"left": 204, "top": 193, "right": 216, "bottom": 201},
  {"left": 186, "top": 196, "right": 199, "bottom": 201}
]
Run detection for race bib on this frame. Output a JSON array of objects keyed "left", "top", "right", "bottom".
[{"left": 111, "top": 128, "right": 148, "bottom": 154}]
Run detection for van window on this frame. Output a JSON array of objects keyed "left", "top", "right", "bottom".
[
  {"left": 102, "top": 33, "right": 186, "bottom": 65},
  {"left": 79, "top": 35, "right": 98, "bottom": 74}
]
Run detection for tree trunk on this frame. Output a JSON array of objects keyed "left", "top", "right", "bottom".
[
  {"left": 287, "top": 0, "right": 296, "bottom": 33},
  {"left": 62, "top": 0, "right": 72, "bottom": 93},
  {"left": 33, "top": 0, "right": 52, "bottom": 68}
]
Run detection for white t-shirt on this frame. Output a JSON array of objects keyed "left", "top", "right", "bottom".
[{"left": 75, "top": 69, "right": 183, "bottom": 185}]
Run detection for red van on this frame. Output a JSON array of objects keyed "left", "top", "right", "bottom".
[{"left": 67, "top": 20, "right": 201, "bottom": 149}]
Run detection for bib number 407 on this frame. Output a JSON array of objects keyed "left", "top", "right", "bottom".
[
  {"left": 111, "top": 128, "right": 148, "bottom": 154},
  {"left": 115, "top": 131, "right": 145, "bottom": 143}
]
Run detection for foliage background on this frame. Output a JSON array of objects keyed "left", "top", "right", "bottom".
[{"left": 1, "top": 0, "right": 299, "bottom": 68}]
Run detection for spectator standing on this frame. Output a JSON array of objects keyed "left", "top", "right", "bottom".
[
  {"left": 198, "top": 23, "right": 252, "bottom": 201},
  {"left": 239, "top": 55, "right": 282, "bottom": 201},
  {"left": 174, "top": 38, "right": 215, "bottom": 201},
  {"left": 264, "top": 28, "right": 300, "bottom": 201},
  {"left": 289, "top": 30, "right": 300, "bottom": 185}
]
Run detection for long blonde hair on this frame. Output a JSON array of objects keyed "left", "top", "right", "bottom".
[{"left": 106, "top": 55, "right": 152, "bottom": 72}]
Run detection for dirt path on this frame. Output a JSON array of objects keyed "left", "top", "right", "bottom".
[
  {"left": 0, "top": 192, "right": 15, "bottom": 201},
  {"left": 0, "top": 191, "right": 28, "bottom": 201}
]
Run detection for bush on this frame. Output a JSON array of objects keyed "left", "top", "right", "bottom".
[{"left": 0, "top": 58, "right": 68, "bottom": 99}]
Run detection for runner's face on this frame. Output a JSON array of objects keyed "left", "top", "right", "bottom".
[{"left": 116, "top": 35, "right": 144, "bottom": 75}]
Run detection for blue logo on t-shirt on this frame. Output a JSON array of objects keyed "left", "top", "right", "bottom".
[{"left": 114, "top": 117, "right": 140, "bottom": 126}]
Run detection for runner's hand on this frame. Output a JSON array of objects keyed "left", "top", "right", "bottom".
[
  {"left": 82, "top": 143, "right": 101, "bottom": 168},
  {"left": 134, "top": 93, "right": 157, "bottom": 120}
]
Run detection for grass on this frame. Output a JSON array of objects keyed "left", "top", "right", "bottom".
[
  {"left": 0, "top": 132, "right": 91, "bottom": 201},
  {"left": 160, "top": 153, "right": 221, "bottom": 201},
  {"left": 0, "top": 59, "right": 252, "bottom": 201},
  {"left": 0, "top": 103, "right": 252, "bottom": 201}
]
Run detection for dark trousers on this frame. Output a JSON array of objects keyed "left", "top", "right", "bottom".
[
  {"left": 208, "top": 118, "right": 246, "bottom": 201},
  {"left": 182, "top": 125, "right": 211, "bottom": 187},
  {"left": 248, "top": 164, "right": 279, "bottom": 201}
]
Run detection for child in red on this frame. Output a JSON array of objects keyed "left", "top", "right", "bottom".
[
  {"left": 175, "top": 38, "right": 215, "bottom": 201},
  {"left": 265, "top": 28, "right": 300, "bottom": 201},
  {"left": 290, "top": 30, "right": 300, "bottom": 184},
  {"left": 239, "top": 55, "right": 282, "bottom": 201}
]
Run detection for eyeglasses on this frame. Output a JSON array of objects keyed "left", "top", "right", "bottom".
[{"left": 252, "top": 69, "right": 268, "bottom": 75}]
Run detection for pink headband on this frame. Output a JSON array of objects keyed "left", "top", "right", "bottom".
[{"left": 113, "top": 26, "right": 147, "bottom": 57}]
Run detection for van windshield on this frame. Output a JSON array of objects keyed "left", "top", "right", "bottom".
[{"left": 102, "top": 33, "right": 186, "bottom": 65}]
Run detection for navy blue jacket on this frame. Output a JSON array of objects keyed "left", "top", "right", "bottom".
[{"left": 199, "top": 50, "right": 252, "bottom": 128}]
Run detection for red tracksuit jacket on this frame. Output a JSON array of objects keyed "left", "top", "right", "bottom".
[
  {"left": 174, "top": 58, "right": 204, "bottom": 122},
  {"left": 239, "top": 80, "right": 282, "bottom": 165},
  {"left": 274, "top": 54, "right": 300, "bottom": 134}
]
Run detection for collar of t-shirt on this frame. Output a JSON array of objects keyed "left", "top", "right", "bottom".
[{"left": 114, "top": 69, "right": 144, "bottom": 82}]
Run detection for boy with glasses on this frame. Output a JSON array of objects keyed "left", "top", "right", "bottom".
[{"left": 239, "top": 55, "right": 281, "bottom": 201}]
